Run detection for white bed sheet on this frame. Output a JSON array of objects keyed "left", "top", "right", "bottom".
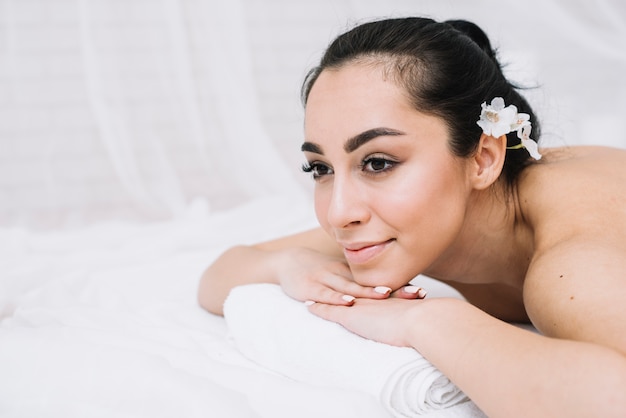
[{"left": 0, "top": 195, "right": 471, "bottom": 418}]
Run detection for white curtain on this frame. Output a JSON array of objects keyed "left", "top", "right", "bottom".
[
  {"left": 0, "top": 0, "right": 304, "bottom": 228},
  {"left": 541, "top": 0, "right": 625, "bottom": 64},
  {"left": 1, "top": 0, "right": 624, "bottom": 230}
]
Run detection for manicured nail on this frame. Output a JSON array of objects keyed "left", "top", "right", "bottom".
[
  {"left": 404, "top": 286, "right": 427, "bottom": 298},
  {"left": 341, "top": 295, "right": 355, "bottom": 303},
  {"left": 304, "top": 300, "right": 316, "bottom": 306},
  {"left": 374, "top": 286, "right": 392, "bottom": 295}
]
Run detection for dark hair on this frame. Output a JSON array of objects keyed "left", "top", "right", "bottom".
[{"left": 301, "top": 17, "right": 540, "bottom": 186}]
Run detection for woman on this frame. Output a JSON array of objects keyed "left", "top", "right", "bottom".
[{"left": 198, "top": 17, "right": 626, "bottom": 417}]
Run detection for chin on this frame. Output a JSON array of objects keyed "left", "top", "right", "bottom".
[{"left": 349, "top": 265, "right": 409, "bottom": 290}]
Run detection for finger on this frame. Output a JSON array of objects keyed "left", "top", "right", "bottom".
[
  {"left": 307, "top": 301, "right": 351, "bottom": 323},
  {"left": 391, "top": 285, "right": 427, "bottom": 299},
  {"left": 305, "top": 284, "right": 356, "bottom": 306},
  {"left": 322, "top": 274, "right": 393, "bottom": 300},
  {"left": 343, "top": 282, "right": 393, "bottom": 299}
]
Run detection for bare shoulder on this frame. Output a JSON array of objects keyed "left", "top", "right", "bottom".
[
  {"left": 522, "top": 145, "right": 626, "bottom": 192},
  {"left": 522, "top": 145, "right": 626, "bottom": 197},
  {"left": 520, "top": 145, "right": 626, "bottom": 248},
  {"left": 523, "top": 239, "right": 626, "bottom": 355},
  {"left": 519, "top": 146, "right": 626, "bottom": 354}
]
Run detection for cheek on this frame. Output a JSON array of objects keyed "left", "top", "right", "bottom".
[
  {"left": 383, "top": 169, "right": 467, "bottom": 234},
  {"left": 363, "top": 166, "right": 468, "bottom": 278},
  {"left": 368, "top": 171, "right": 433, "bottom": 222}
]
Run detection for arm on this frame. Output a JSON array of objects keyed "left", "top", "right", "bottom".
[
  {"left": 198, "top": 227, "right": 402, "bottom": 315},
  {"left": 198, "top": 227, "right": 336, "bottom": 315},
  {"left": 309, "top": 240, "right": 626, "bottom": 417},
  {"left": 413, "top": 299, "right": 626, "bottom": 418},
  {"left": 311, "top": 297, "right": 626, "bottom": 418}
]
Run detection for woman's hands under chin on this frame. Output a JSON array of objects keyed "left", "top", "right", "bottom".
[
  {"left": 307, "top": 296, "right": 426, "bottom": 347},
  {"left": 276, "top": 247, "right": 426, "bottom": 306}
]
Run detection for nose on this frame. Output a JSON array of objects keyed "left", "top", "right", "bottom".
[{"left": 325, "top": 174, "right": 370, "bottom": 229}]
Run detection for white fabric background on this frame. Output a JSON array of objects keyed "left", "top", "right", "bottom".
[
  {"left": 0, "top": 0, "right": 624, "bottom": 229},
  {"left": 0, "top": 3, "right": 623, "bottom": 416}
]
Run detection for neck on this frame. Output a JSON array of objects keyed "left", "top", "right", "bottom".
[{"left": 424, "top": 182, "right": 533, "bottom": 289}]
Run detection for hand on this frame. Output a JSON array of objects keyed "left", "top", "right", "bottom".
[
  {"left": 307, "top": 296, "right": 424, "bottom": 347},
  {"left": 275, "top": 247, "right": 425, "bottom": 306}
]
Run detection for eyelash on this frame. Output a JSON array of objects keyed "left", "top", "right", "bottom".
[
  {"left": 302, "top": 156, "right": 397, "bottom": 180},
  {"left": 301, "top": 162, "right": 331, "bottom": 180},
  {"left": 360, "top": 156, "right": 397, "bottom": 174}
]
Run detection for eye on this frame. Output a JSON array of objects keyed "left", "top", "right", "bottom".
[
  {"left": 361, "top": 156, "right": 396, "bottom": 173},
  {"left": 302, "top": 161, "right": 334, "bottom": 180}
]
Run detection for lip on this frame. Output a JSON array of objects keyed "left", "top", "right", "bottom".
[{"left": 341, "top": 239, "right": 394, "bottom": 265}]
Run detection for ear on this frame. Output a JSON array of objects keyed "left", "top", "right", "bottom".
[{"left": 470, "top": 133, "right": 507, "bottom": 190}]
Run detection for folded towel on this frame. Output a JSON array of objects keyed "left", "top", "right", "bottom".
[{"left": 224, "top": 284, "right": 486, "bottom": 417}]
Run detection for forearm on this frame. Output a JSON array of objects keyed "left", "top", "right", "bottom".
[
  {"left": 198, "top": 245, "right": 280, "bottom": 315},
  {"left": 409, "top": 298, "right": 626, "bottom": 418}
]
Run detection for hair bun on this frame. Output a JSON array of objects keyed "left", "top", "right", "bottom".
[{"left": 445, "top": 19, "right": 497, "bottom": 62}]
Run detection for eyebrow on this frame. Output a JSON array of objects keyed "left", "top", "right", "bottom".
[
  {"left": 300, "top": 127, "right": 405, "bottom": 155},
  {"left": 300, "top": 141, "right": 324, "bottom": 154}
]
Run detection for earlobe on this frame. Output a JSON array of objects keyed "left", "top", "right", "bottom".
[{"left": 472, "top": 133, "right": 507, "bottom": 190}]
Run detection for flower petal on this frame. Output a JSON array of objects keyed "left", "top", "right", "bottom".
[
  {"left": 491, "top": 123, "right": 510, "bottom": 138},
  {"left": 491, "top": 97, "right": 505, "bottom": 111},
  {"left": 476, "top": 119, "right": 492, "bottom": 135},
  {"left": 521, "top": 138, "right": 542, "bottom": 160},
  {"left": 499, "top": 106, "right": 517, "bottom": 125}
]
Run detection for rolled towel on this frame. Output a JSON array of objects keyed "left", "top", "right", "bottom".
[{"left": 224, "top": 284, "right": 485, "bottom": 417}]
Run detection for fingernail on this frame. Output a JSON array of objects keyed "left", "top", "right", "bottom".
[
  {"left": 304, "top": 300, "right": 316, "bottom": 306},
  {"left": 403, "top": 285, "right": 420, "bottom": 294},
  {"left": 341, "top": 295, "right": 355, "bottom": 303},
  {"left": 374, "top": 286, "right": 392, "bottom": 295},
  {"left": 404, "top": 286, "right": 427, "bottom": 298}
]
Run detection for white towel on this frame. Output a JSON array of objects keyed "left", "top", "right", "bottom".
[{"left": 224, "top": 284, "right": 486, "bottom": 418}]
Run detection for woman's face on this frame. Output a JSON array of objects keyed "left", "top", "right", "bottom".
[{"left": 302, "top": 63, "right": 474, "bottom": 289}]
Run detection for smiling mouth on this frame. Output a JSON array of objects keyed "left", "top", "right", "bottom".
[{"left": 342, "top": 239, "right": 394, "bottom": 265}]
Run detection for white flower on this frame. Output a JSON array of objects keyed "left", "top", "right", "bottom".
[
  {"left": 511, "top": 112, "right": 531, "bottom": 132},
  {"left": 517, "top": 125, "right": 542, "bottom": 160},
  {"left": 477, "top": 97, "right": 542, "bottom": 160},
  {"left": 477, "top": 97, "right": 518, "bottom": 138}
]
